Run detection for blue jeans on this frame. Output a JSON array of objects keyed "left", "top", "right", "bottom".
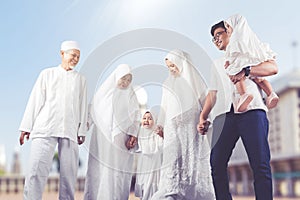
[{"left": 210, "top": 107, "right": 272, "bottom": 200}]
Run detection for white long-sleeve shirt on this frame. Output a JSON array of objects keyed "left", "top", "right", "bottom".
[{"left": 19, "top": 65, "right": 88, "bottom": 142}]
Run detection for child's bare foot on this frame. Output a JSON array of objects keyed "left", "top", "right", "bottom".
[{"left": 266, "top": 92, "right": 279, "bottom": 109}]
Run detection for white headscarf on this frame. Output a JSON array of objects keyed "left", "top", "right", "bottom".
[
  {"left": 158, "top": 49, "right": 207, "bottom": 125},
  {"left": 225, "top": 14, "right": 277, "bottom": 75},
  {"left": 90, "top": 64, "right": 140, "bottom": 142}
]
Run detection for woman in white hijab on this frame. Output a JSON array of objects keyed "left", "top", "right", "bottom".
[
  {"left": 151, "top": 50, "right": 215, "bottom": 200},
  {"left": 224, "top": 14, "right": 279, "bottom": 112},
  {"left": 84, "top": 64, "right": 140, "bottom": 200},
  {"left": 135, "top": 110, "right": 163, "bottom": 200}
]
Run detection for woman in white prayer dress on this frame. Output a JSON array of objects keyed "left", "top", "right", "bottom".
[
  {"left": 151, "top": 50, "right": 215, "bottom": 200},
  {"left": 84, "top": 64, "right": 140, "bottom": 200}
]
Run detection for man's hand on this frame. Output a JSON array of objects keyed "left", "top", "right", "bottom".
[
  {"left": 77, "top": 136, "right": 85, "bottom": 145},
  {"left": 125, "top": 136, "right": 137, "bottom": 150},
  {"left": 197, "top": 118, "right": 211, "bottom": 135},
  {"left": 19, "top": 131, "right": 30, "bottom": 145},
  {"left": 229, "top": 70, "right": 245, "bottom": 84}
]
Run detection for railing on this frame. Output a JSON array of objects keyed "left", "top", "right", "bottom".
[{"left": 0, "top": 175, "right": 85, "bottom": 194}]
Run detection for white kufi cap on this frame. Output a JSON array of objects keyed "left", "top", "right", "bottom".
[{"left": 60, "top": 40, "right": 80, "bottom": 51}]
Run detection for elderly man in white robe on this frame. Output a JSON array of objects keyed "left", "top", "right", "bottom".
[{"left": 19, "top": 40, "right": 88, "bottom": 200}]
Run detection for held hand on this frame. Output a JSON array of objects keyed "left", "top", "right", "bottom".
[
  {"left": 197, "top": 118, "right": 211, "bottom": 135},
  {"left": 125, "top": 136, "right": 137, "bottom": 150},
  {"left": 19, "top": 131, "right": 30, "bottom": 145},
  {"left": 77, "top": 136, "right": 85, "bottom": 145},
  {"left": 130, "top": 136, "right": 137, "bottom": 147}
]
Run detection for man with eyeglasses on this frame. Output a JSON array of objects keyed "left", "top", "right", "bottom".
[
  {"left": 19, "top": 41, "right": 88, "bottom": 200},
  {"left": 197, "top": 21, "right": 277, "bottom": 200}
]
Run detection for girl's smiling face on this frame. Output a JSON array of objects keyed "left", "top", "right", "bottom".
[{"left": 142, "top": 112, "right": 154, "bottom": 129}]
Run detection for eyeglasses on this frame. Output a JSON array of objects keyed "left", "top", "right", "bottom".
[{"left": 212, "top": 30, "right": 226, "bottom": 43}]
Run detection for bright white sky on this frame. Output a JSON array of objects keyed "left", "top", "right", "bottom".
[{"left": 0, "top": 0, "right": 299, "bottom": 175}]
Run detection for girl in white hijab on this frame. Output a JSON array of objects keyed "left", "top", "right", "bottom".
[
  {"left": 135, "top": 110, "right": 163, "bottom": 200},
  {"left": 224, "top": 14, "right": 279, "bottom": 112},
  {"left": 84, "top": 64, "right": 140, "bottom": 200},
  {"left": 151, "top": 49, "right": 215, "bottom": 200}
]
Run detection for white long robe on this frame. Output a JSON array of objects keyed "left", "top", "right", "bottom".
[
  {"left": 84, "top": 126, "right": 136, "bottom": 200},
  {"left": 84, "top": 64, "right": 140, "bottom": 200},
  {"left": 19, "top": 65, "right": 87, "bottom": 199},
  {"left": 19, "top": 65, "right": 88, "bottom": 142},
  {"left": 152, "top": 50, "right": 215, "bottom": 200},
  {"left": 135, "top": 126, "right": 163, "bottom": 200}
]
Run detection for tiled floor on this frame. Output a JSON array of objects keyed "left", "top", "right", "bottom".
[{"left": 0, "top": 192, "right": 298, "bottom": 200}]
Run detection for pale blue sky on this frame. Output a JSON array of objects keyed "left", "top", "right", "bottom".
[{"left": 0, "top": 0, "right": 299, "bottom": 175}]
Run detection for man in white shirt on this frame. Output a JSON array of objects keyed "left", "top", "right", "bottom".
[
  {"left": 197, "top": 21, "right": 278, "bottom": 200},
  {"left": 19, "top": 40, "right": 88, "bottom": 200}
]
